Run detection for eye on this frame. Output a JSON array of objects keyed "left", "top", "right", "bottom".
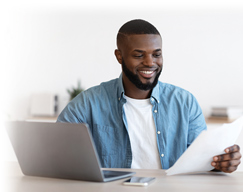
[
  {"left": 134, "top": 55, "right": 143, "bottom": 58},
  {"left": 153, "top": 53, "right": 161, "bottom": 57}
]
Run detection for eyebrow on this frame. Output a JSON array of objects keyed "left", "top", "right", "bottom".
[
  {"left": 133, "top": 49, "right": 162, "bottom": 53},
  {"left": 133, "top": 49, "right": 144, "bottom": 53}
]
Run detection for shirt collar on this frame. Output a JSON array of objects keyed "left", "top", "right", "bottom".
[
  {"left": 118, "top": 74, "right": 125, "bottom": 100},
  {"left": 151, "top": 81, "right": 160, "bottom": 104},
  {"left": 117, "top": 73, "right": 160, "bottom": 103}
]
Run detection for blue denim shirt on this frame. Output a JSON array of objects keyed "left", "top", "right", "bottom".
[{"left": 57, "top": 75, "right": 207, "bottom": 169}]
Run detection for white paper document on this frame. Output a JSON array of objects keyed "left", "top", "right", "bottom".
[{"left": 166, "top": 116, "right": 243, "bottom": 175}]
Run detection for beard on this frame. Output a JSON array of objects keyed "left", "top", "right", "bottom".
[{"left": 122, "top": 58, "right": 162, "bottom": 91}]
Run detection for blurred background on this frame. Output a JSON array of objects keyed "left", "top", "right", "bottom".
[{"left": 1, "top": 0, "right": 243, "bottom": 162}]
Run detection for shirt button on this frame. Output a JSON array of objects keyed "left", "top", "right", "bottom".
[
  {"left": 161, "top": 154, "right": 164, "bottom": 157},
  {"left": 157, "top": 131, "right": 160, "bottom": 134},
  {"left": 151, "top": 98, "right": 154, "bottom": 102},
  {"left": 154, "top": 110, "right": 157, "bottom": 113},
  {"left": 118, "top": 97, "right": 120, "bottom": 101}
]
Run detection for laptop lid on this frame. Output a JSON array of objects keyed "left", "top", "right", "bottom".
[{"left": 5, "top": 121, "right": 134, "bottom": 182}]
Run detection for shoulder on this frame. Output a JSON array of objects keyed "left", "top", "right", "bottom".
[
  {"left": 68, "top": 77, "right": 120, "bottom": 106},
  {"left": 158, "top": 81, "right": 193, "bottom": 98},
  {"left": 156, "top": 81, "right": 201, "bottom": 111},
  {"left": 57, "top": 78, "right": 119, "bottom": 123},
  {"left": 81, "top": 78, "right": 119, "bottom": 98}
]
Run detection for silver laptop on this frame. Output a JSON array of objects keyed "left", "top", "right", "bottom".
[{"left": 5, "top": 121, "right": 135, "bottom": 182}]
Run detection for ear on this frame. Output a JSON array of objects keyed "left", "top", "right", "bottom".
[{"left": 114, "top": 49, "right": 123, "bottom": 64}]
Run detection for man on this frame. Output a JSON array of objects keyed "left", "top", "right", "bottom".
[{"left": 57, "top": 19, "right": 241, "bottom": 173}]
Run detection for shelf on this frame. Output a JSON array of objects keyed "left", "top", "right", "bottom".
[
  {"left": 206, "top": 116, "right": 236, "bottom": 124},
  {"left": 26, "top": 116, "right": 58, "bottom": 122}
]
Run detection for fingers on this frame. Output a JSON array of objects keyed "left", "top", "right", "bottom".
[
  {"left": 211, "top": 159, "right": 241, "bottom": 173},
  {"left": 214, "top": 166, "right": 238, "bottom": 173},
  {"left": 225, "top": 144, "right": 240, "bottom": 153},
  {"left": 212, "top": 159, "right": 241, "bottom": 168},
  {"left": 213, "top": 151, "right": 241, "bottom": 161},
  {"left": 211, "top": 145, "right": 242, "bottom": 173}
]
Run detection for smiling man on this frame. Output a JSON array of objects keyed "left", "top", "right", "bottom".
[
  {"left": 116, "top": 33, "right": 163, "bottom": 99},
  {"left": 57, "top": 19, "right": 241, "bottom": 173}
]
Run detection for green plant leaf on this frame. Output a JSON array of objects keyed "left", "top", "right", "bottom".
[{"left": 67, "top": 80, "right": 84, "bottom": 100}]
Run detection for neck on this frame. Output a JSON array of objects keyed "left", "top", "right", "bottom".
[{"left": 125, "top": 89, "right": 152, "bottom": 99}]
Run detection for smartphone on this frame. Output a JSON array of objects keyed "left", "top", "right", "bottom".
[{"left": 123, "top": 177, "right": 155, "bottom": 186}]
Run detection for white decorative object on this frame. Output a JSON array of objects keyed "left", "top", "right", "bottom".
[{"left": 30, "top": 93, "right": 58, "bottom": 116}]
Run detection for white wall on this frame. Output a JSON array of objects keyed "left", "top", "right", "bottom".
[
  {"left": 1, "top": 1, "right": 243, "bottom": 163},
  {"left": 1, "top": 1, "right": 243, "bottom": 120}
]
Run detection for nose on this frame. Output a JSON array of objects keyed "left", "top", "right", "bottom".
[{"left": 143, "top": 55, "right": 154, "bottom": 67}]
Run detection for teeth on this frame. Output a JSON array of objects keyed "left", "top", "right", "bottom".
[{"left": 140, "top": 71, "right": 153, "bottom": 74}]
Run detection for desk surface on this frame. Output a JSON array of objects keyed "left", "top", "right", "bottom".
[{"left": 2, "top": 162, "right": 243, "bottom": 192}]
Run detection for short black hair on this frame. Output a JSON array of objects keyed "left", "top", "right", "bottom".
[{"left": 116, "top": 19, "right": 160, "bottom": 48}]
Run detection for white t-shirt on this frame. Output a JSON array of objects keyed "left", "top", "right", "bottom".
[{"left": 123, "top": 95, "right": 162, "bottom": 169}]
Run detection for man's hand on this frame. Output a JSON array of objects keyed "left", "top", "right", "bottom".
[{"left": 211, "top": 144, "right": 241, "bottom": 173}]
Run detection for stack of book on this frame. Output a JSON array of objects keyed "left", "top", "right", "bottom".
[{"left": 210, "top": 106, "right": 243, "bottom": 121}]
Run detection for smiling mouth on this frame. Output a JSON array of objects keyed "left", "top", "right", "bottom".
[
  {"left": 140, "top": 71, "right": 154, "bottom": 75},
  {"left": 138, "top": 70, "right": 157, "bottom": 79}
]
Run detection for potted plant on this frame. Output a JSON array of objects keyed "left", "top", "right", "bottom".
[{"left": 67, "top": 80, "right": 84, "bottom": 101}]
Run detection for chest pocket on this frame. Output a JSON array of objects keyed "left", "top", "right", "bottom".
[{"left": 92, "top": 124, "right": 118, "bottom": 156}]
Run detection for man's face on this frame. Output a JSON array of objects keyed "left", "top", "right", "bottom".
[{"left": 117, "top": 34, "right": 163, "bottom": 91}]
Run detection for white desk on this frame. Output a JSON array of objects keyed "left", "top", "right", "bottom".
[{"left": 2, "top": 162, "right": 243, "bottom": 192}]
